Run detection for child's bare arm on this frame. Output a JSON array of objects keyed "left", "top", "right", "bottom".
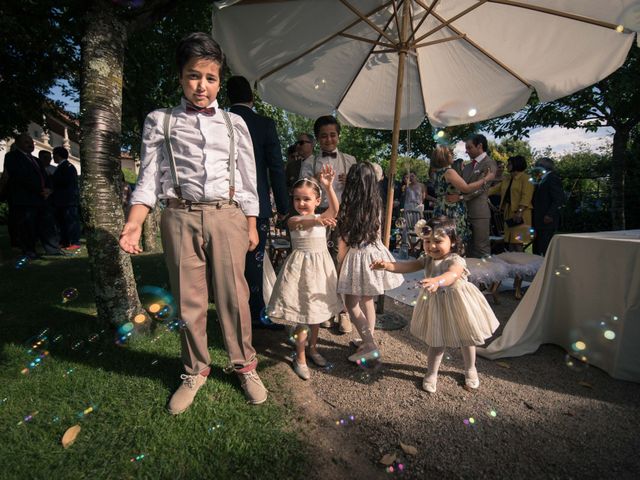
[
  {"left": 370, "top": 258, "right": 423, "bottom": 273},
  {"left": 419, "top": 263, "right": 464, "bottom": 292},
  {"left": 287, "top": 215, "right": 336, "bottom": 231},
  {"left": 318, "top": 164, "right": 339, "bottom": 220}
]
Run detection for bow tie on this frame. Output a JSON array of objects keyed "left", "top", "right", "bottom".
[
  {"left": 322, "top": 151, "right": 337, "bottom": 158},
  {"left": 186, "top": 104, "right": 215, "bottom": 116}
]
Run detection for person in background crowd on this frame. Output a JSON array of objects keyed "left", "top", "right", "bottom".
[
  {"left": 52, "top": 146, "right": 81, "bottom": 250},
  {"left": 227, "top": 75, "right": 289, "bottom": 331},
  {"left": 532, "top": 157, "right": 564, "bottom": 255}
]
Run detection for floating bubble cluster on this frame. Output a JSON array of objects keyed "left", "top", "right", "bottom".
[
  {"left": 335, "top": 414, "right": 356, "bottom": 426},
  {"left": 130, "top": 454, "right": 146, "bottom": 463},
  {"left": 139, "top": 285, "right": 177, "bottom": 323},
  {"left": 17, "top": 411, "right": 39, "bottom": 426},
  {"left": 62, "top": 287, "right": 79, "bottom": 303},
  {"left": 553, "top": 264, "right": 571, "bottom": 277},
  {"left": 15, "top": 256, "right": 30, "bottom": 270},
  {"left": 208, "top": 421, "right": 224, "bottom": 432}
]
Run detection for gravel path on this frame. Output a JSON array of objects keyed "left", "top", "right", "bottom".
[{"left": 255, "top": 291, "right": 640, "bottom": 480}]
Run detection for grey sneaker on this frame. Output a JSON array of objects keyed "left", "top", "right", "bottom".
[
  {"left": 338, "top": 312, "right": 353, "bottom": 333},
  {"left": 237, "top": 370, "right": 268, "bottom": 404},
  {"left": 167, "top": 373, "right": 207, "bottom": 415}
]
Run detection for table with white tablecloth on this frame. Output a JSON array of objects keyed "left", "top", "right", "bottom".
[{"left": 478, "top": 230, "right": 640, "bottom": 383}]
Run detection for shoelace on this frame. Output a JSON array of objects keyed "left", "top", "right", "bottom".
[{"left": 180, "top": 374, "right": 197, "bottom": 388}]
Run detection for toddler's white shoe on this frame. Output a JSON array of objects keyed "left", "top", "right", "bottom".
[
  {"left": 293, "top": 362, "right": 310, "bottom": 380},
  {"left": 422, "top": 376, "right": 437, "bottom": 393},
  {"left": 464, "top": 371, "right": 480, "bottom": 390}
]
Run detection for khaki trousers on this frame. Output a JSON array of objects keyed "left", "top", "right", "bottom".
[{"left": 161, "top": 202, "right": 256, "bottom": 375}]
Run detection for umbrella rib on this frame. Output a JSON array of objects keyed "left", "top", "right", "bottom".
[
  {"left": 340, "top": 32, "right": 396, "bottom": 49},
  {"left": 391, "top": 0, "right": 402, "bottom": 38},
  {"left": 409, "top": 0, "right": 440, "bottom": 44},
  {"left": 413, "top": 0, "right": 487, "bottom": 45},
  {"left": 338, "top": 0, "right": 397, "bottom": 45},
  {"left": 414, "top": 34, "right": 465, "bottom": 48},
  {"left": 257, "top": 1, "right": 395, "bottom": 82},
  {"left": 430, "top": 9, "right": 531, "bottom": 88},
  {"left": 335, "top": 0, "right": 406, "bottom": 112},
  {"left": 487, "top": 0, "right": 625, "bottom": 30}
]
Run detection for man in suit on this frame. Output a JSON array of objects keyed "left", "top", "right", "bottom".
[
  {"left": 459, "top": 134, "right": 497, "bottom": 258},
  {"left": 4, "top": 133, "right": 61, "bottom": 258},
  {"left": 532, "top": 157, "right": 564, "bottom": 255},
  {"left": 227, "top": 75, "right": 289, "bottom": 330},
  {"left": 52, "top": 146, "right": 81, "bottom": 250}
]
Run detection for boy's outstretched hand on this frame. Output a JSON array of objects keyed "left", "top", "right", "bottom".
[
  {"left": 119, "top": 223, "right": 143, "bottom": 254},
  {"left": 318, "top": 164, "right": 336, "bottom": 188},
  {"left": 370, "top": 259, "right": 387, "bottom": 270}
]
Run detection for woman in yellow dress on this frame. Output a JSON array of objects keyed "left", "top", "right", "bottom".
[{"left": 489, "top": 155, "right": 534, "bottom": 252}]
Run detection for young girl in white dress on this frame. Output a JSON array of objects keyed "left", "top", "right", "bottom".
[
  {"left": 371, "top": 216, "right": 499, "bottom": 393},
  {"left": 268, "top": 165, "right": 343, "bottom": 380},
  {"left": 336, "top": 162, "right": 404, "bottom": 363}
]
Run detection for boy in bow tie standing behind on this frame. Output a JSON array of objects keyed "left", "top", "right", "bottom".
[{"left": 299, "top": 115, "right": 356, "bottom": 333}]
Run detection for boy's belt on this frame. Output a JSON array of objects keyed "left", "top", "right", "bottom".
[{"left": 166, "top": 198, "right": 238, "bottom": 210}]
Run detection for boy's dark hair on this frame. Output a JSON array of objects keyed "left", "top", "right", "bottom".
[
  {"left": 422, "top": 215, "right": 463, "bottom": 256},
  {"left": 52, "top": 146, "right": 69, "bottom": 160},
  {"left": 287, "top": 144, "right": 297, "bottom": 155},
  {"left": 313, "top": 115, "right": 340, "bottom": 138},
  {"left": 226, "top": 75, "right": 253, "bottom": 104},
  {"left": 467, "top": 133, "right": 488, "bottom": 153},
  {"left": 508, "top": 155, "right": 527, "bottom": 172},
  {"left": 337, "top": 162, "right": 381, "bottom": 247},
  {"left": 176, "top": 32, "right": 224, "bottom": 75},
  {"left": 38, "top": 150, "right": 52, "bottom": 161}
]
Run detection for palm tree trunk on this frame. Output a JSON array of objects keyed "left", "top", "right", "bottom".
[
  {"left": 80, "top": 1, "right": 141, "bottom": 325},
  {"left": 610, "top": 128, "right": 629, "bottom": 230}
]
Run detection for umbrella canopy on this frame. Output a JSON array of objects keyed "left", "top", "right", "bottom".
[
  {"left": 212, "top": 0, "right": 638, "bottom": 244},
  {"left": 213, "top": 0, "right": 637, "bottom": 129}
]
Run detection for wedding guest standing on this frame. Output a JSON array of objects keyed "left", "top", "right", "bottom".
[{"left": 532, "top": 157, "right": 564, "bottom": 255}]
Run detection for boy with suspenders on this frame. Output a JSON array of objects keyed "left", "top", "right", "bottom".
[{"left": 120, "top": 33, "right": 267, "bottom": 413}]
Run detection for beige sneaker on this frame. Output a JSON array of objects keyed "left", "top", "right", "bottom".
[
  {"left": 319, "top": 320, "right": 332, "bottom": 328},
  {"left": 237, "top": 370, "right": 268, "bottom": 405},
  {"left": 167, "top": 373, "right": 207, "bottom": 415},
  {"left": 338, "top": 312, "right": 352, "bottom": 334}
]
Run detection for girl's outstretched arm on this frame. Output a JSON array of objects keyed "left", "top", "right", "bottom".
[
  {"left": 288, "top": 215, "right": 337, "bottom": 231},
  {"left": 419, "top": 263, "right": 465, "bottom": 293},
  {"left": 318, "top": 164, "right": 339, "bottom": 219},
  {"left": 370, "top": 258, "right": 424, "bottom": 274}
]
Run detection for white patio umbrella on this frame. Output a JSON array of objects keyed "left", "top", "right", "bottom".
[{"left": 212, "top": 0, "right": 638, "bottom": 244}]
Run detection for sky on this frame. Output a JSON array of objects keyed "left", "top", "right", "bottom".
[{"left": 49, "top": 85, "right": 614, "bottom": 158}]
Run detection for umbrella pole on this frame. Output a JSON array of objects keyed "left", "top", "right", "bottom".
[
  {"left": 378, "top": 1, "right": 410, "bottom": 326},
  {"left": 382, "top": 2, "right": 410, "bottom": 249}
]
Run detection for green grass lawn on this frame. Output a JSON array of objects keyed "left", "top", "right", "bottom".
[{"left": 0, "top": 227, "right": 306, "bottom": 479}]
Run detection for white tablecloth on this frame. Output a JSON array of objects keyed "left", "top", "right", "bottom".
[{"left": 478, "top": 230, "right": 640, "bottom": 383}]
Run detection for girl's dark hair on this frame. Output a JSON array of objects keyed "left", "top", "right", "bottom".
[
  {"left": 508, "top": 155, "right": 528, "bottom": 172},
  {"left": 422, "top": 216, "right": 463, "bottom": 256},
  {"left": 337, "top": 162, "right": 381, "bottom": 247},
  {"left": 176, "top": 32, "right": 224, "bottom": 75}
]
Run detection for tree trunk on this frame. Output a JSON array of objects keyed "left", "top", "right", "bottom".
[
  {"left": 80, "top": 1, "right": 142, "bottom": 325},
  {"left": 610, "top": 128, "right": 629, "bottom": 230},
  {"left": 142, "top": 203, "right": 161, "bottom": 252}
]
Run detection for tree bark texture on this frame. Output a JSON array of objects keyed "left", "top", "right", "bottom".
[
  {"left": 610, "top": 128, "right": 628, "bottom": 230},
  {"left": 142, "top": 203, "right": 161, "bottom": 252},
  {"left": 80, "top": 1, "right": 142, "bottom": 325}
]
